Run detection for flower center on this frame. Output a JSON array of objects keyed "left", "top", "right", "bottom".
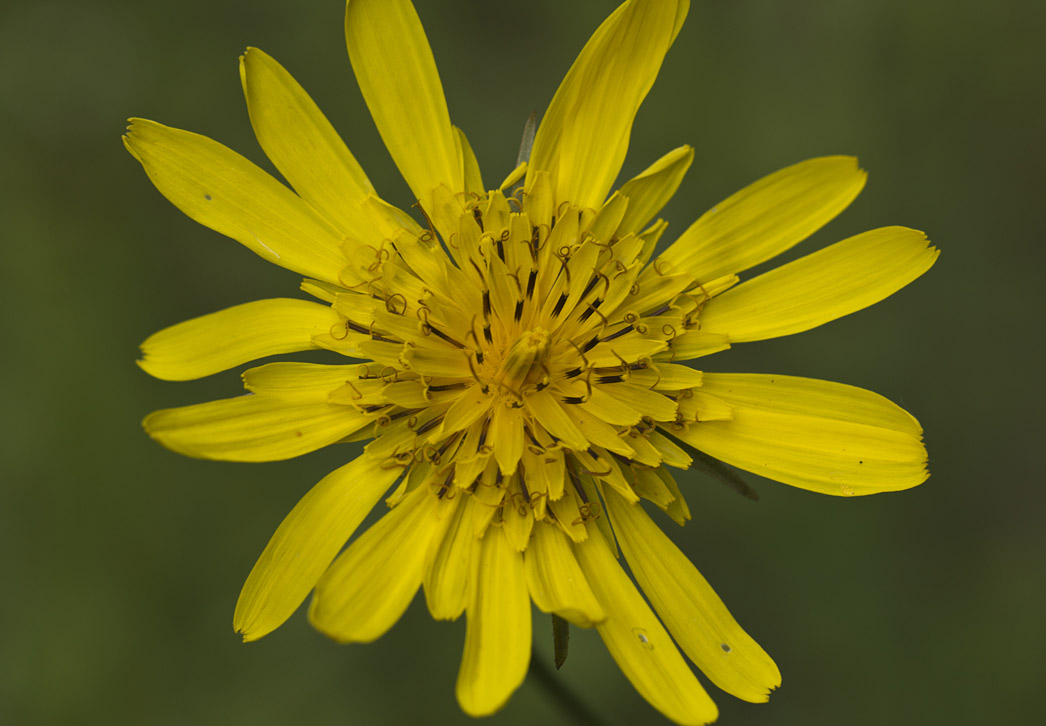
[{"left": 493, "top": 327, "right": 551, "bottom": 394}]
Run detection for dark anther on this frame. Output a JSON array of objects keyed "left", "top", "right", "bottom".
[
  {"left": 526, "top": 269, "right": 537, "bottom": 299},
  {"left": 580, "top": 335, "right": 599, "bottom": 353},
  {"left": 597, "top": 374, "right": 624, "bottom": 384},
  {"left": 551, "top": 292, "right": 569, "bottom": 317},
  {"left": 578, "top": 297, "right": 603, "bottom": 323},
  {"left": 428, "top": 382, "right": 468, "bottom": 392},
  {"left": 561, "top": 396, "right": 585, "bottom": 404},
  {"left": 600, "top": 324, "right": 634, "bottom": 343},
  {"left": 427, "top": 323, "right": 466, "bottom": 348},
  {"left": 579, "top": 275, "right": 601, "bottom": 301},
  {"left": 564, "top": 367, "right": 583, "bottom": 379},
  {"left": 513, "top": 300, "right": 524, "bottom": 322},
  {"left": 415, "top": 415, "right": 444, "bottom": 436},
  {"left": 483, "top": 324, "right": 493, "bottom": 344},
  {"left": 482, "top": 290, "right": 491, "bottom": 318}
]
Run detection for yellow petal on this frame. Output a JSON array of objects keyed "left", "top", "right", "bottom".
[
  {"left": 139, "top": 298, "right": 340, "bottom": 381},
  {"left": 657, "top": 156, "right": 868, "bottom": 281},
  {"left": 309, "top": 484, "right": 438, "bottom": 642},
  {"left": 616, "top": 145, "right": 694, "bottom": 235},
  {"left": 573, "top": 521, "right": 719, "bottom": 725},
  {"left": 455, "top": 126, "right": 484, "bottom": 196},
  {"left": 699, "top": 226, "right": 939, "bottom": 342},
  {"left": 144, "top": 394, "right": 369, "bottom": 462},
  {"left": 344, "top": 0, "right": 461, "bottom": 201},
  {"left": 527, "top": 0, "right": 686, "bottom": 209},
  {"left": 524, "top": 521, "right": 605, "bottom": 627},
  {"left": 241, "top": 362, "right": 363, "bottom": 401},
  {"left": 605, "top": 489, "right": 780, "bottom": 702},
  {"left": 456, "top": 525, "right": 531, "bottom": 716},
  {"left": 525, "top": 389, "right": 589, "bottom": 450},
  {"left": 240, "top": 47, "right": 398, "bottom": 240},
  {"left": 233, "top": 454, "right": 402, "bottom": 641},
  {"left": 489, "top": 403, "right": 524, "bottom": 476},
  {"left": 123, "top": 119, "right": 346, "bottom": 282},
  {"left": 674, "top": 373, "right": 928, "bottom": 495},
  {"left": 424, "top": 494, "right": 477, "bottom": 621}
]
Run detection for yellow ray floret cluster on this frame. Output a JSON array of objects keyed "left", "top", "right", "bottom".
[{"left": 127, "top": 1, "right": 938, "bottom": 723}]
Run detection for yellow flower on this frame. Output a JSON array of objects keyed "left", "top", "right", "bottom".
[{"left": 127, "top": 0, "right": 937, "bottom": 723}]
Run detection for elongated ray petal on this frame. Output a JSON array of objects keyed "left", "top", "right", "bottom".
[
  {"left": 310, "top": 484, "right": 438, "bottom": 642},
  {"left": 528, "top": 0, "right": 686, "bottom": 209},
  {"left": 574, "top": 521, "right": 719, "bottom": 726},
  {"left": 605, "top": 489, "right": 780, "bottom": 702},
  {"left": 617, "top": 145, "right": 694, "bottom": 235},
  {"left": 144, "top": 394, "right": 369, "bottom": 462},
  {"left": 456, "top": 525, "right": 531, "bottom": 716},
  {"left": 139, "top": 298, "right": 340, "bottom": 381},
  {"left": 657, "top": 156, "right": 867, "bottom": 281},
  {"left": 699, "top": 226, "right": 939, "bottom": 341},
  {"left": 675, "top": 374, "right": 928, "bottom": 495},
  {"left": 345, "top": 0, "right": 461, "bottom": 201},
  {"left": 240, "top": 47, "right": 404, "bottom": 240},
  {"left": 123, "top": 119, "right": 346, "bottom": 282},
  {"left": 234, "top": 455, "right": 402, "bottom": 641}
]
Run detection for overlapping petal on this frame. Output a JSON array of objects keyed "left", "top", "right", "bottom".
[
  {"left": 674, "top": 374, "right": 928, "bottom": 495},
  {"left": 456, "top": 525, "right": 531, "bottom": 716},
  {"left": 309, "top": 484, "right": 438, "bottom": 643},
  {"left": 144, "top": 394, "right": 369, "bottom": 462},
  {"left": 657, "top": 156, "right": 867, "bottom": 281},
  {"left": 234, "top": 454, "right": 402, "bottom": 641},
  {"left": 699, "top": 226, "right": 939, "bottom": 341},
  {"left": 574, "top": 520, "right": 719, "bottom": 726},
  {"left": 605, "top": 489, "right": 781, "bottom": 702},
  {"left": 240, "top": 47, "right": 404, "bottom": 240}
]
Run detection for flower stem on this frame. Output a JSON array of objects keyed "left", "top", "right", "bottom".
[{"left": 529, "top": 644, "right": 604, "bottom": 726}]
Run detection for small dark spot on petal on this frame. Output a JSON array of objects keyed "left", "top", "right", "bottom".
[{"left": 204, "top": 193, "right": 212, "bottom": 201}]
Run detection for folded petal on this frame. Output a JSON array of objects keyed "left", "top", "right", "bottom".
[
  {"left": 240, "top": 47, "right": 402, "bottom": 240},
  {"left": 657, "top": 156, "right": 867, "bottom": 281},
  {"left": 527, "top": 0, "right": 685, "bottom": 209},
  {"left": 143, "top": 394, "right": 369, "bottom": 462},
  {"left": 241, "top": 362, "right": 364, "bottom": 401},
  {"left": 674, "top": 373, "right": 928, "bottom": 495},
  {"left": 139, "top": 298, "right": 340, "bottom": 381},
  {"left": 573, "top": 521, "right": 718, "bottom": 726},
  {"left": 123, "top": 119, "right": 346, "bottom": 282},
  {"left": 524, "top": 520, "right": 605, "bottom": 627},
  {"left": 234, "top": 454, "right": 403, "bottom": 641},
  {"left": 455, "top": 126, "right": 484, "bottom": 196},
  {"left": 616, "top": 145, "right": 694, "bottom": 235},
  {"left": 309, "top": 484, "right": 438, "bottom": 642},
  {"left": 424, "top": 494, "right": 477, "bottom": 621},
  {"left": 605, "top": 489, "right": 780, "bottom": 702},
  {"left": 699, "top": 226, "right": 939, "bottom": 342},
  {"left": 344, "top": 0, "right": 461, "bottom": 201},
  {"left": 456, "top": 525, "right": 530, "bottom": 716}
]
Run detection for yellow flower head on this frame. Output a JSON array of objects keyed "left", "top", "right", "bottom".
[{"left": 127, "top": 1, "right": 937, "bottom": 723}]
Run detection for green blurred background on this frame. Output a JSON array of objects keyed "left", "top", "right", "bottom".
[{"left": 2, "top": 0, "right": 1043, "bottom": 724}]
